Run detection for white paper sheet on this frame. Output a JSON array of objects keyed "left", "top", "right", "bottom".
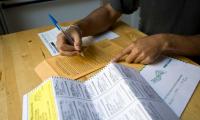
[
  {"left": 23, "top": 63, "right": 178, "bottom": 120},
  {"left": 140, "top": 56, "right": 200, "bottom": 117},
  {"left": 22, "top": 95, "right": 28, "bottom": 120},
  {"left": 50, "top": 63, "right": 178, "bottom": 120},
  {"left": 38, "top": 27, "right": 119, "bottom": 56}
]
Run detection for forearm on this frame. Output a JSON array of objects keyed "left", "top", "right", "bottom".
[
  {"left": 75, "top": 4, "right": 121, "bottom": 37},
  {"left": 163, "top": 34, "right": 200, "bottom": 56}
]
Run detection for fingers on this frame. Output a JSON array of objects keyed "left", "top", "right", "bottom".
[
  {"left": 57, "top": 42, "right": 79, "bottom": 56},
  {"left": 125, "top": 48, "right": 139, "bottom": 63},
  {"left": 141, "top": 57, "right": 154, "bottom": 64},
  {"left": 73, "top": 34, "right": 81, "bottom": 51},
  {"left": 113, "top": 43, "right": 156, "bottom": 64},
  {"left": 56, "top": 29, "right": 82, "bottom": 56},
  {"left": 134, "top": 52, "right": 146, "bottom": 63},
  {"left": 125, "top": 50, "right": 156, "bottom": 64},
  {"left": 68, "top": 28, "right": 81, "bottom": 51},
  {"left": 112, "top": 44, "right": 133, "bottom": 62},
  {"left": 58, "top": 43, "right": 76, "bottom": 52}
]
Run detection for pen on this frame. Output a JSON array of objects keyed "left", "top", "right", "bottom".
[
  {"left": 48, "top": 14, "right": 84, "bottom": 56},
  {"left": 50, "top": 42, "right": 58, "bottom": 53}
]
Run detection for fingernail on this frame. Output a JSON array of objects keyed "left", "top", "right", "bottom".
[
  {"left": 110, "top": 59, "right": 114, "bottom": 62},
  {"left": 111, "top": 58, "right": 117, "bottom": 62},
  {"left": 75, "top": 47, "right": 80, "bottom": 51}
]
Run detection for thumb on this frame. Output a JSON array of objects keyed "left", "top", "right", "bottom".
[{"left": 72, "top": 32, "right": 82, "bottom": 51}]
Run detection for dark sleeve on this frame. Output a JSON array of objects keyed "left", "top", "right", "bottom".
[{"left": 108, "top": 0, "right": 139, "bottom": 14}]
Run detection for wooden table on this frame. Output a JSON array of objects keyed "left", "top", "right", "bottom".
[{"left": 0, "top": 22, "right": 199, "bottom": 120}]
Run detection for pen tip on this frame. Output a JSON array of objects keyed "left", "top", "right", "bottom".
[{"left": 80, "top": 52, "right": 85, "bottom": 57}]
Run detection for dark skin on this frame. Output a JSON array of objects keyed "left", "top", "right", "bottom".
[{"left": 56, "top": 3, "right": 200, "bottom": 64}]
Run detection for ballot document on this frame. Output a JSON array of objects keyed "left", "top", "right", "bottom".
[
  {"left": 38, "top": 27, "right": 119, "bottom": 56},
  {"left": 140, "top": 56, "right": 200, "bottom": 116},
  {"left": 23, "top": 63, "right": 178, "bottom": 120}
]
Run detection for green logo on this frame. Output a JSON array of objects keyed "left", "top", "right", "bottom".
[{"left": 151, "top": 70, "right": 166, "bottom": 83}]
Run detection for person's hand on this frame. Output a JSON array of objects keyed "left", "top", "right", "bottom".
[
  {"left": 56, "top": 27, "right": 82, "bottom": 56},
  {"left": 112, "top": 34, "right": 168, "bottom": 64}
]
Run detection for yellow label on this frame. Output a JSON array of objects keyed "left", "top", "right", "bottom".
[{"left": 28, "top": 80, "right": 58, "bottom": 120}]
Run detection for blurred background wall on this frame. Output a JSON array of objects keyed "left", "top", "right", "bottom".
[{"left": 0, "top": 0, "right": 140, "bottom": 34}]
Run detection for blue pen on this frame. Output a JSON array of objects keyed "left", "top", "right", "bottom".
[
  {"left": 49, "top": 14, "right": 84, "bottom": 56},
  {"left": 49, "top": 14, "right": 74, "bottom": 45}
]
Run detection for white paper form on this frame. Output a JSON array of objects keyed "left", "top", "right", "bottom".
[
  {"left": 52, "top": 77, "right": 93, "bottom": 120},
  {"left": 38, "top": 27, "right": 119, "bottom": 56},
  {"left": 22, "top": 95, "right": 28, "bottom": 120},
  {"left": 51, "top": 63, "right": 178, "bottom": 120},
  {"left": 140, "top": 56, "right": 200, "bottom": 117}
]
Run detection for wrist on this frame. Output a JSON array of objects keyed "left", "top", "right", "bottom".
[{"left": 158, "top": 34, "right": 172, "bottom": 53}]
